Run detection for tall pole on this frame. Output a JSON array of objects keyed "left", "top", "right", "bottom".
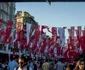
[{"left": 8, "top": 49, "right": 11, "bottom": 63}]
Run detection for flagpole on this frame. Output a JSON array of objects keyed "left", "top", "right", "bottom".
[
  {"left": 19, "top": 49, "right": 21, "bottom": 57},
  {"left": 8, "top": 49, "right": 11, "bottom": 63}
]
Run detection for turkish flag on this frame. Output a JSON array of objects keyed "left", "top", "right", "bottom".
[{"left": 3, "top": 20, "right": 13, "bottom": 43}]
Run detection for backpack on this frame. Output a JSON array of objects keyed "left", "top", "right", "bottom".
[{"left": 15, "top": 65, "right": 29, "bottom": 70}]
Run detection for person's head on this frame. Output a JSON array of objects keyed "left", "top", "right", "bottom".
[
  {"left": 29, "top": 58, "right": 32, "bottom": 63},
  {"left": 58, "top": 58, "right": 62, "bottom": 62},
  {"left": 18, "top": 55, "right": 27, "bottom": 68},
  {"left": 13, "top": 56, "right": 18, "bottom": 61},
  {"left": 66, "top": 66, "right": 70, "bottom": 70},
  {"left": 66, "top": 64, "right": 74, "bottom": 70},
  {"left": 75, "top": 58, "right": 85, "bottom": 70}
]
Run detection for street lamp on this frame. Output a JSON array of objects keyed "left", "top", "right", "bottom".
[{"left": 46, "top": 0, "right": 51, "bottom": 5}]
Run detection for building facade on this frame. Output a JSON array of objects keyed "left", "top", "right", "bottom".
[
  {"left": 0, "top": 2, "right": 16, "bottom": 62},
  {"left": 15, "top": 11, "right": 38, "bottom": 33},
  {"left": 0, "top": 2, "right": 16, "bottom": 27},
  {"left": 15, "top": 11, "right": 30, "bottom": 31}
]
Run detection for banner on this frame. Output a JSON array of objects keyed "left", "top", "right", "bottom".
[
  {"left": 26, "top": 23, "right": 32, "bottom": 45},
  {"left": 3, "top": 20, "right": 13, "bottom": 43},
  {"left": 58, "top": 27, "right": 65, "bottom": 47}
]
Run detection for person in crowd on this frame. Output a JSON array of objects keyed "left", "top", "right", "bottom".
[
  {"left": 14, "top": 55, "right": 29, "bottom": 70},
  {"left": 64, "top": 61, "right": 68, "bottom": 70},
  {"left": 36, "top": 61, "right": 40, "bottom": 70},
  {"left": 39, "top": 59, "right": 43, "bottom": 70},
  {"left": 28, "top": 58, "right": 34, "bottom": 70},
  {"left": 42, "top": 59, "right": 49, "bottom": 70},
  {"left": 66, "top": 65, "right": 71, "bottom": 70},
  {"left": 54, "top": 58, "right": 65, "bottom": 70},
  {"left": 2, "top": 60, "right": 8, "bottom": 70},
  {"left": 49, "top": 61, "right": 54, "bottom": 70},
  {"left": 33, "top": 60, "right": 37, "bottom": 70},
  {"left": 8, "top": 56, "right": 18, "bottom": 70},
  {"left": 66, "top": 64, "right": 75, "bottom": 70},
  {"left": 73, "top": 58, "right": 85, "bottom": 70}
]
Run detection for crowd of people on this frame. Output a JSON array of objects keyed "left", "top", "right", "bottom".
[{"left": 0, "top": 53, "right": 85, "bottom": 70}]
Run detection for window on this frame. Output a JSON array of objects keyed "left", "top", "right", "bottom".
[
  {"left": 5, "top": 15, "right": 7, "bottom": 22},
  {"left": 4, "top": 3, "right": 9, "bottom": 13},
  {"left": 4, "top": 4, "right": 6, "bottom": 12},
  {"left": 0, "top": 3, "right": 1, "bottom": 9},
  {"left": 5, "top": 5, "right": 8, "bottom": 12},
  {"left": 0, "top": 13, "right": 1, "bottom": 18},
  {"left": 0, "top": 13, "right": 3, "bottom": 19},
  {"left": 7, "top": 7, "right": 10, "bottom": 14},
  {"left": 5, "top": 15, "right": 8, "bottom": 22},
  {"left": 2, "top": 3, "right": 4, "bottom": 10},
  {"left": 13, "top": 10, "right": 15, "bottom": 16},
  {"left": 2, "top": 13, "right": 5, "bottom": 21},
  {"left": 7, "top": 16, "right": 9, "bottom": 21},
  {"left": 1, "top": 13, "right": 7, "bottom": 22},
  {"left": 13, "top": 2, "right": 15, "bottom": 7},
  {"left": 0, "top": 3, "right": 2, "bottom": 9}
]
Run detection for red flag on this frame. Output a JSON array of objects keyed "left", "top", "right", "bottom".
[
  {"left": 76, "top": 29, "right": 81, "bottom": 46},
  {"left": 76, "top": 26, "right": 82, "bottom": 44},
  {"left": 77, "top": 26, "right": 81, "bottom": 37},
  {"left": 7, "top": 36, "right": 12, "bottom": 44},
  {"left": 80, "top": 31, "right": 85, "bottom": 53},
  {"left": 3, "top": 20, "right": 13, "bottom": 43},
  {"left": 19, "top": 40, "right": 26, "bottom": 50},
  {"left": 68, "top": 27, "right": 75, "bottom": 46},
  {"left": 48, "top": 46, "right": 54, "bottom": 56},
  {"left": 40, "top": 38, "right": 47, "bottom": 53},
  {"left": 67, "top": 39, "right": 70, "bottom": 44},
  {"left": 64, "top": 49, "right": 78, "bottom": 63},
  {"left": 31, "top": 41, "right": 37, "bottom": 51},
  {"left": 19, "top": 30, "right": 27, "bottom": 49},
  {"left": 29, "top": 25, "right": 40, "bottom": 50},
  {"left": 71, "top": 27, "right": 75, "bottom": 38},
  {"left": 17, "top": 30, "right": 22, "bottom": 42},
  {"left": 52, "top": 27, "right": 57, "bottom": 36},
  {"left": 41, "top": 25, "right": 48, "bottom": 34},
  {"left": 0, "top": 19, "right": 2, "bottom": 26},
  {"left": 35, "top": 47, "right": 39, "bottom": 53},
  {"left": 82, "top": 30, "right": 85, "bottom": 36},
  {"left": 57, "top": 47, "right": 62, "bottom": 56},
  {"left": 68, "top": 27, "right": 75, "bottom": 38},
  {"left": 74, "top": 36, "right": 79, "bottom": 47},
  {"left": 30, "top": 25, "right": 40, "bottom": 42},
  {"left": 0, "top": 28, "right": 5, "bottom": 37}
]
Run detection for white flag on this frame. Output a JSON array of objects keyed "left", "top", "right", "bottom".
[
  {"left": 26, "top": 23, "right": 32, "bottom": 45},
  {"left": 54, "top": 47, "right": 57, "bottom": 54},
  {"left": 58, "top": 27, "right": 65, "bottom": 47},
  {"left": 19, "top": 49, "right": 22, "bottom": 57},
  {"left": 44, "top": 46, "right": 48, "bottom": 53}
]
